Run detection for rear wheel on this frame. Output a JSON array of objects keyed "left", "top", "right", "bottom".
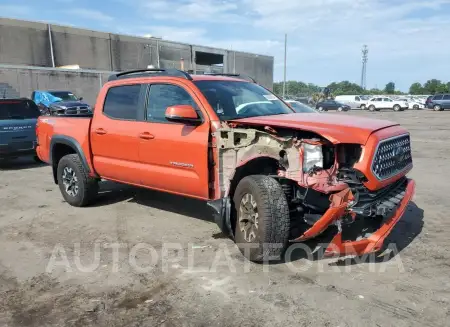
[
  {"left": 393, "top": 104, "right": 401, "bottom": 111},
  {"left": 360, "top": 104, "right": 367, "bottom": 110},
  {"left": 57, "top": 154, "right": 98, "bottom": 207},
  {"left": 413, "top": 104, "right": 419, "bottom": 110},
  {"left": 318, "top": 106, "right": 324, "bottom": 112},
  {"left": 233, "top": 175, "right": 290, "bottom": 262},
  {"left": 337, "top": 107, "right": 343, "bottom": 112}
]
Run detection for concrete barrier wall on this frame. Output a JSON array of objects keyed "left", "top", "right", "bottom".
[
  {"left": 0, "top": 65, "right": 111, "bottom": 106},
  {"left": 0, "top": 18, "right": 274, "bottom": 89}
]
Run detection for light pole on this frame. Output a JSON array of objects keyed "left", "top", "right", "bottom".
[{"left": 282, "top": 33, "right": 287, "bottom": 98}]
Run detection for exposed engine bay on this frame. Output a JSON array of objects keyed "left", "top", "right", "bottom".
[{"left": 210, "top": 123, "right": 414, "bottom": 256}]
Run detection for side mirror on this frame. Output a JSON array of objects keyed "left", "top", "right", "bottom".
[
  {"left": 165, "top": 105, "right": 201, "bottom": 124},
  {"left": 79, "top": 97, "right": 83, "bottom": 101}
]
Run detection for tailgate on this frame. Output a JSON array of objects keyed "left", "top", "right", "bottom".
[{"left": 0, "top": 118, "right": 37, "bottom": 152}]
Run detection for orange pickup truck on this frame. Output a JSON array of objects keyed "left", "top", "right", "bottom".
[{"left": 36, "top": 69, "right": 415, "bottom": 261}]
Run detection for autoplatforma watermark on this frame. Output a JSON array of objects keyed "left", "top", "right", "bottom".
[{"left": 45, "top": 241, "right": 405, "bottom": 274}]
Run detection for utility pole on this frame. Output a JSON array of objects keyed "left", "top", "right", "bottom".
[
  {"left": 361, "top": 45, "right": 368, "bottom": 90},
  {"left": 283, "top": 33, "right": 287, "bottom": 98}
]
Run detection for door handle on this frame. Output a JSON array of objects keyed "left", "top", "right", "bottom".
[
  {"left": 95, "top": 128, "right": 107, "bottom": 135},
  {"left": 139, "top": 132, "right": 155, "bottom": 140}
]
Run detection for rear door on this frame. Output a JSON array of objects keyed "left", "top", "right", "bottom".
[
  {"left": 90, "top": 83, "right": 146, "bottom": 184},
  {"left": 0, "top": 100, "right": 39, "bottom": 155},
  {"left": 442, "top": 94, "right": 450, "bottom": 109},
  {"left": 138, "top": 82, "right": 210, "bottom": 199}
]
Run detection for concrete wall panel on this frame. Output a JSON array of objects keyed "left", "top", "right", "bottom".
[{"left": 0, "top": 18, "right": 51, "bottom": 66}]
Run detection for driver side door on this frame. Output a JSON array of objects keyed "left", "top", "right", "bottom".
[{"left": 137, "top": 82, "right": 211, "bottom": 199}]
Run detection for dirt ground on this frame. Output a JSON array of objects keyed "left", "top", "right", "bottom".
[{"left": 0, "top": 109, "right": 449, "bottom": 327}]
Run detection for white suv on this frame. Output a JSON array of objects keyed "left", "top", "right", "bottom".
[{"left": 366, "top": 97, "right": 408, "bottom": 111}]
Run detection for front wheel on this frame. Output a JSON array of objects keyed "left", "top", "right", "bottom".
[
  {"left": 233, "top": 175, "right": 290, "bottom": 262},
  {"left": 318, "top": 106, "right": 324, "bottom": 112},
  {"left": 413, "top": 104, "right": 419, "bottom": 110},
  {"left": 360, "top": 104, "right": 366, "bottom": 110},
  {"left": 57, "top": 154, "right": 98, "bottom": 207},
  {"left": 393, "top": 105, "right": 401, "bottom": 111},
  {"left": 434, "top": 105, "right": 443, "bottom": 111},
  {"left": 337, "top": 107, "right": 343, "bottom": 112},
  {"left": 368, "top": 105, "right": 376, "bottom": 112}
]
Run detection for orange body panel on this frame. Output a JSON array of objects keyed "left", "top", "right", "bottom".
[
  {"left": 324, "top": 179, "right": 416, "bottom": 256},
  {"left": 354, "top": 125, "right": 412, "bottom": 190}
]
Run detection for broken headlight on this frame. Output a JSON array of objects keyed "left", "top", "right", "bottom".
[{"left": 303, "top": 143, "right": 323, "bottom": 172}]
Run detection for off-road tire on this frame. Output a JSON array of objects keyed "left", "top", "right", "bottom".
[
  {"left": 57, "top": 154, "right": 98, "bottom": 207},
  {"left": 393, "top": 104, "right": 401, "bottom": 111},
  {"left": 368, "top": 105, "right": 376, "bottom": 112},
  {"left": 233, "top": 175, "right": 290, "bottom": 262}
]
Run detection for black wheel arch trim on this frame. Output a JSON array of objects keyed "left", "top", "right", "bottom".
[{"left": 49, "top": 135, "right": 92, "bottom": 184}]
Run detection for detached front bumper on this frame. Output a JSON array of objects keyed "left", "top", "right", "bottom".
[{"left": 291, "top": 178, "right": 416, "bottom": 257}]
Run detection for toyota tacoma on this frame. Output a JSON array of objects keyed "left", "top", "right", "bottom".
[{"left": 36, "top": 69, "right": 415, "bottom": 262}]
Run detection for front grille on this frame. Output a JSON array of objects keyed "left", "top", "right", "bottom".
[{"left": 372, "top": 134, "right": 412, "bottom": 180}]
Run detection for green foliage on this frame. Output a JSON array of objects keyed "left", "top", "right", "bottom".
[
  {"left": 409, "top": 82, "right": 423, "bottom": 95},
  {"left": 384, "top": 82, "right": 396, "bottom": 94}
]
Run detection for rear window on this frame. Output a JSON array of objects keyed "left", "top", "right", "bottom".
[
  {"left": 443, "top": 95, "right": 450, "bottom": 100},
  {"left": 0, "top": 100, "right": 40, "bottom": 120},
  {"left": 103, "top": 85, "right": 141, "bottom": 120}
]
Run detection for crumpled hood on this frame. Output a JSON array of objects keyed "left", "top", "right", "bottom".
[
  {"left": 230, "top": 113, "right": 399, "bottom": 144},
  {"left": 52, "top": 101, "right": 90, "bottom": 108}
]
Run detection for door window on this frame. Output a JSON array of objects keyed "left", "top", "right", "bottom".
[
  {"left": 443, "top": 95, "right": 450, "bottom": 100},
  {"left": 103, "top": 85, "right": 141, "bottom": 120},
  {"left": 146, "top": 84, "right": 198, "bottom": 123}
]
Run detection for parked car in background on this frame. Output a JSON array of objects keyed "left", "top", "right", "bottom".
[
  {"left": 0, "top": 98, "right": 41, "bottom": 161},
  {"left": 366, "top": 97, "right": 408, "bottom": 111},
  {"left": 397, "top": 98, "right": 424, "bottom": 110},
  {"left": 284, "top": 100, "right": 318, "bottom": 113},
  {"left": 334, "top": 95, "right": 368, "bottom": 109},
  {"left": 425, "top": 95, "right": 433, "bottom": 108},
  {"left": 32, "top": 90, "right": 92, "bottom": 116},
  {"left": 427, "top": 94, "right": 450, "bottom": 111},
  {"left": 316, "top": 99, "right": 350, "bottom": 112}
]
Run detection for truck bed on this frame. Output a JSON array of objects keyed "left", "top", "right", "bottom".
[{"left": 36, "top": 116, "right": 92, "bottom": 165}]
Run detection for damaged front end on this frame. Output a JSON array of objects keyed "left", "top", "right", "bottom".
[{"left": 208, "top": 122, "right": 415, "bottom": 257}]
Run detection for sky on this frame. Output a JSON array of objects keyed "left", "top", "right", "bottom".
[{"left": 1, "top": 0, "right": 450, "bottom": 91}]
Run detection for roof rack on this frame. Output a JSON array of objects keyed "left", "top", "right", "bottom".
[
  {"left": 202, "top": 72, "right": 257, "bottom": 83},
  {"left": 108, "top": 68, "right": 193, "bottom": 82}
]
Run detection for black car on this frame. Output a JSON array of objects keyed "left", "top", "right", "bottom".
[{"left": 316, "top": 99, "right": 350, "bottom": 112}]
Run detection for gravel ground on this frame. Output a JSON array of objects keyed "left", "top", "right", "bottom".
[{"left": 0, "top": 109, "right": 449, "bottom": 327}]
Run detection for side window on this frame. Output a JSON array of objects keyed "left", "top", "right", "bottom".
[
  {"left": 443, "top": 95, "right": 450, "bottom": 100},
  {"left": 103, "top": 85, "right": 141, "bottom": 120},
  {"left": 355, "top": 96, "right": 360, "bottom": 101},
  {"left": 375, "top": 98, "right": 382, "bottom": 102},
  {"left": 147, "top": 84, "right": 197, "bottom": 123},
  {"left": 433, "top": 95, "right": 443, "bottom": 100}
]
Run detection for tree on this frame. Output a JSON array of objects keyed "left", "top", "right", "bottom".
[
  {"left": 409, "top": 82, "right": 423, "bottom": 95},
  {"left": 423, "top": 79, "right": 447, "bottom": 94},
  {"left": 384, "top": 82, "right": 395, "bottom": 94}
]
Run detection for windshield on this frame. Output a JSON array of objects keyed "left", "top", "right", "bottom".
[
  {"left": 194, "top": 80, "right": 293, "bottom": 120},
  {"left": 289, "top": 101, "right": 317, "bottom": 113},
  {"left": 0, "top": 100, "right": 40, "bottom": 120},
  {"left": 49, "top": 91, "right": 78, "bottom": 101}
]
